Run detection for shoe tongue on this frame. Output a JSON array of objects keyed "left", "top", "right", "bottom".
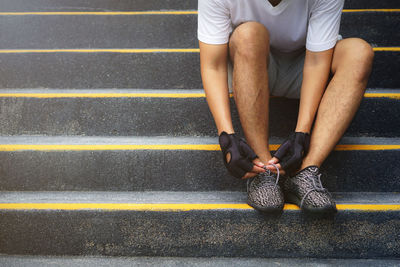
[{"left": 303, "top": 165, "right": 319, "bottom": 175}]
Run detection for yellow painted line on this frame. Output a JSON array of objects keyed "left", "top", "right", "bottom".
[
  {"left": 342, "top": 9, "right": 400, "bottom": 13},
  {"left": 364, "top": 93, "right": 400, "bottom": 99},
  {"left": 373, "top": 47, "right": 400, "bottom": 51},
  {"left": 337, "top": 204, "right": 400, "bottom": 211},
  {"left": 0, "top": 144, "right": 399, "bottom": 152},
  {"left": 0, "top": 9, "right": 398, "bottom": 16},
  {"left": 0, "top": 11, "right": 198, "bottom": 16},
  {"left": 0, "top": 47, "right": 397, "bottom": 54},
  {"left": 0, "top": 48, "right": 200, "bottom": 54},
  {"left": 0, "top": 203, "right": 399, "bottom": 211},
  {"left": 335, "top": 145, "right": 400, "bottom": 151},
  {"left": 0, "top": 144, "right": 221, "bottom": 152},
  {"left": 0, "top": 93, "right": 208, "bottom": 98},
  {"left": 0, "top": 203, "right": 254, "bottom": 211},
  {"left": 0, "top": 92, "right": 397, "bottom": 99}
]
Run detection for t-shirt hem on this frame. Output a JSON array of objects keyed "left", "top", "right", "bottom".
[
  {"left": 198, "top": 32, "right": 229, "bottom": 45},
  {"left": 306, "top": 38, "right": 338, "bottom": 52}
]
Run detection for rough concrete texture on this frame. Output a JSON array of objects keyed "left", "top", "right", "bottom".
[
  {"left": 1, "top": 209, "right": 400, "bottom": 258},
  {"left": 1, "top": 0, "right": 400, "bottom": 12},
  {"left": 0, "top": 0, "right": 198, "bottom": 12},
  {"left": 340, "top": 12, "right": 400, "bottom": 47},
  {"left": 0, "top": 13, "right": 398, "bottom": 49},
  {"left": 0, "top": 144, "right": 399, "bottom": 192},
  {"left": 1, "top": 191, "right": 399, "bottom": 205},
  {"left": 0, "top": 0, "right": 399, "bottom": 261},
  {"left": 0, "top": 15, "right": 198, "bottom": 49},
  {"left": 0, "top": 91, "right": 399, "bottom": 137},
  {"left": 0, "top": 52, "right": 397, "bottom": 89},
  {"left": 0, "top": 53, "right": 202, "bottom": 89},
  {"left": 0, "top": 256, "right": 399, "bottom": 267}
]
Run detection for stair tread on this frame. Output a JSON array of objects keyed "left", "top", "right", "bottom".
[
  {"left": 0, "top": 255, "right": 399, "bottom": 267},
  {"left": 1, "top": 0, "right": 399, "bottom": 12},
  {"left": 0, "top": 88, "right": 399, "bottom": 94},
  {"left": 0, "top": 52, "right": 396, "bottom": 89},
  {"left": 1, "top": 135, "right": 399, "bottom": 146},
  {"left": 1, "top": 191, "right": 400, "bottom": 205}
]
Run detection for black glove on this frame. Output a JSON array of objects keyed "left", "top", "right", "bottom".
[
  {"left": 219, "top": 132, "right": 257, "bottom": 179},
  {"left": 274, "top": 132, "right": 310, "bottom": 175}
]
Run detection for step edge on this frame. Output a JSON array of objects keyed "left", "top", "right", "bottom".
[{"left": 0, "top": 88, "right": 399, "bottom": 98}]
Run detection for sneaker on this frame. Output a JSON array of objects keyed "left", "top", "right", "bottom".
[
  {"left": 284, "top": 166, "right": 337, "bottom": 214},
  {"left": 247, "top": 164, "right": 284, "bottom": 212}
]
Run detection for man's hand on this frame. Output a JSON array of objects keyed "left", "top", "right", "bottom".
[
  {"left": 219, "top": 132, "right": 265, "bottom": 179},
  {"left": 268, "top": 132, "right": 310, "bottom": 175}
]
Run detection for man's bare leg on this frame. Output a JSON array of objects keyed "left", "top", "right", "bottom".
[
  {"left": 301, "top": 38, "right": 374, "bottom": 168},
  {"left": 229, "top": 22, "right": 271, "bottom": 164}
]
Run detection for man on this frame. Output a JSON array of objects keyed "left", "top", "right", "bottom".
[{"left": 198, "top": 0, "right": 374, "bottom": 214}]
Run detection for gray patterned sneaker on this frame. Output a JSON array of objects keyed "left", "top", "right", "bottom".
[
  {"left": 247, "top": 164, "right": 284, "bottom": 212},
  {"left": 284, "top": 166, "right": 337, "bottom": 214}
]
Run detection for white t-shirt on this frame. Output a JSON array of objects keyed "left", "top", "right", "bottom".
[{"left": 198, "top": 0, "right": 344, "bottom": 52}]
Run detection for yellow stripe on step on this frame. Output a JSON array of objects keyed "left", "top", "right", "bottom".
[
  {"left": 373, "top": 47, "right": 400, "bottom": 51},
  {"left": 0, "top": 92, "right": 398, "bottom": 99},
  {"left": 0, "top": 9, "right": 398, "bottom": 16},
  {"left": 0, "top": 48, "right": 398, "bottom": 53},
  {"left": 0, "top": 203, "right": 399, "bottom": 211},
  {"left": 0, "top": 144, "right": 222, "bottom": 152},
  {"left": 342, "top": 9, "right": 400, "bottom": 12},
  {"left": 0, "top": 11, "right": 198, "bottom": 16},
  {"left": 0, "top": 144, "right": 399, "bottom": 152},
  {"left": 0, "top": 92, "right": 208, "bottom": 98},
  {"left": 334, "top": 145, "right": 400, "bottom": 151},
  {"left": 364, "top": 93, "right": 400, "bottom": 99},
  {"left": 0, "top": 48, "right": 200, "bottom": 53}
]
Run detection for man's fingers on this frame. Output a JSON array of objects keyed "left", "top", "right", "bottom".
[
  {"left": 242, "top": 172, "right": 258, "bottom": 179},
  {"left": 266, "top": 163, "right": 286, "bottom": 175},
  {"left": 251, "top": 165, "right": 266, "bottom": 173},
  {"left": 253, "top": 158, "right": 265, "bottom": 168},
  {"left": 268, "top": 157, "right": 279, "bottom": 164}
]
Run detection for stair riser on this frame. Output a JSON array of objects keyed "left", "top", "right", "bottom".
[
  {"left": 0, "top": 97, "right": 399, "bottom": 137},
  {"left": 0, "top": 52, "right": 397, "bottom": 89},
  {"left": 1, "top": 0, "right": 399, "bottom": 12},
  {"left": 1, "top": 210, "right": 399, "bottom": 258},
  {"left": 1, "top": 149, "right": 399, "bottom": 192},
  {"left": 0, "top": 13, "right": 398, "bottom": 49}
]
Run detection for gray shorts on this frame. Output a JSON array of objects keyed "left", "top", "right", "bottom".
[{"left": 228, "top": 48, "right": 305, "bottom": 99}]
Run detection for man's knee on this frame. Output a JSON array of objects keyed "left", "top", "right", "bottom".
[
  {"left": 229, "top": 22, "right": 270, "bottom": 61},
  {"left": 334, "top": 38, "right": 374, "bottom": 82}
]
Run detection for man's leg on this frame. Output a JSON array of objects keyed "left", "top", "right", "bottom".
[
  {"left": 301, "top": 38, "right": 374, "bottom": 168},
  {"left": 229, "top": 22, "right": 271, "bottom": 164}
]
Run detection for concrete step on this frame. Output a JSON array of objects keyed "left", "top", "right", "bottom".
[
  {"left": 0, "top": 136, "right": 399, "bottom": 192},
  {"left": 0, "top": 14, "right": 197, "bottom": 49},
  {"left": 0, "top": 52, "right": 201, "bottom": 89},
  {"left": 0, "top": 12, "right": 398, "bottom": 49},
  {"left": 1, "top": 191, "right": 399, "bottom": 258},
  {"left": 0, "top": 89, "right": 398, "bottom": 138},
  {"left": 1, "top": 255, "right": 399, "bottom": 267},
  {"left": 1, "top": 0, "right": 399, "bottom": 12},
  {"left": 345, "top": 0, "right": 400, "bottom": 9},
  {"left": 0, "top": 51, "right": 397, "bottom": 89},
  {"left": 341, "top": 12, "right": 400, "bottom": 47},
  {"left": 0, "top": 0, "right": 198, "bottom": 12}
]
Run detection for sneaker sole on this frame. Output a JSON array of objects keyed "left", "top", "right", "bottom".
[
  {"left": 285, "top": 192, "right": 337, "bottom": 214},
  {"left": 247, "top": 199, "right": 284, "bottom": 213}
]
